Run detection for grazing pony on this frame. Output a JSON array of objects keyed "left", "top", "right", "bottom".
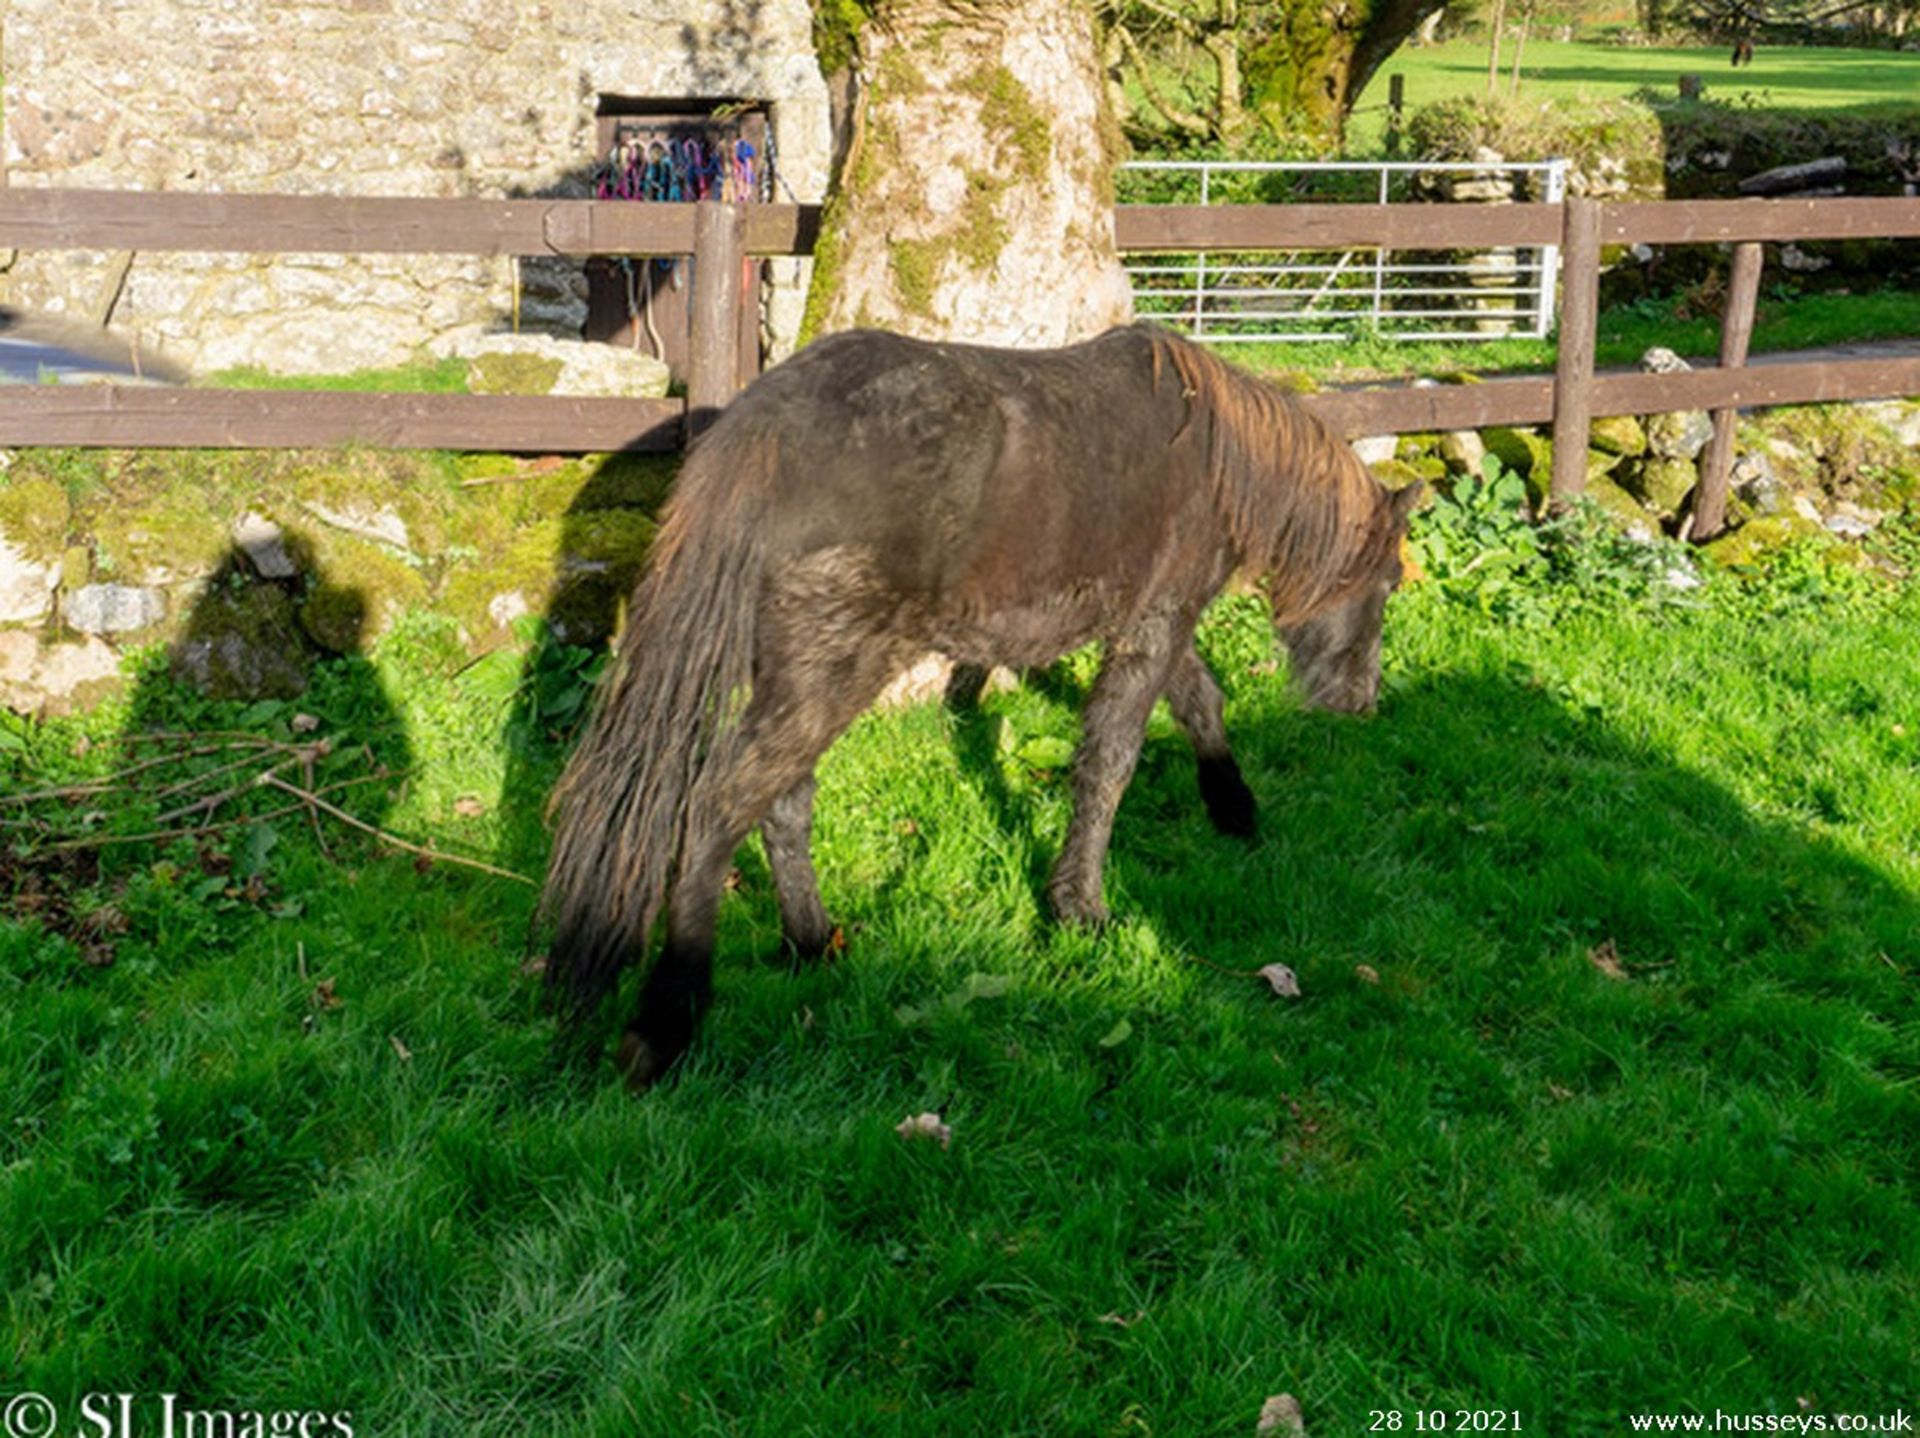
[{"left": 542, "top": 323, "right": 1420, "bottom": 1086}]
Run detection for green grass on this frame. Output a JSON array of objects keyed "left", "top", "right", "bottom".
[
  {"left": 1218, "top": 286, "right": 1920, "bottom": 384},
  {"left": 4, "top": 521, "right": 1920, "bottom": 1433},
  {"left": 202, "top": 357, "right": 473, "bottom": 393},
  {"left": 1350, "top": 38, "right": 1920, "bottom": 149}
]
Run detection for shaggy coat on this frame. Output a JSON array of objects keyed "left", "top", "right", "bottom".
[{"left": 542, "top": 322, "right": 1418, "bottom": 1085}]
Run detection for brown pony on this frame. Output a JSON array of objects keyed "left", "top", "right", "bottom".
[{"left": 542, "top": 323, "right": 1420, "bottom": 1086}]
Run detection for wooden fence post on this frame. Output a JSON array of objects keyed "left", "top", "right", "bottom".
[
  {"left": 1687, "top": 239, "right": 1763, "bottom": 542},
  {"left": 687, "top": 200, "right": 746, "bottom": 440},
  {"left": 1548, "top": 196, "right": 1602, "bottom": 509}
]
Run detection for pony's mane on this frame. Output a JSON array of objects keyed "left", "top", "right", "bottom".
[{"left": 1146, "top": 328, "right": 1390, "bottom": 622}]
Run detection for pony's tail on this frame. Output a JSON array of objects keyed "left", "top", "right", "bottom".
[{"left": 539, "top": 425, "right": 773, "bottom": 1027}]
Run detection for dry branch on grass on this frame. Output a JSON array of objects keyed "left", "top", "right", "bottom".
[{"left": 3, "top": 729, "right": 533, "bottom": 885}]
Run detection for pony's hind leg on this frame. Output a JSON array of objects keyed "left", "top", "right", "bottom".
[
  {"left": 1166, "top": 641, "right": 1256, "bottom": 837},
  {"left": 619, "top": 740, "right": 826, "bottom": 1089},
  {"left": 619, "top": 607, "right": 914, "bottom": 1088},
  {"left": 762, "top": 773, "right": 835, "bottom": 960},
  {"left": 945, "top": 662, "right": 990, "bottom": 711},
  {"left": 1047, "top": 616, "right": 1182, "bottom": 927}
]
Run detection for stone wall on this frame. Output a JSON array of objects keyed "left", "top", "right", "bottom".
[
  {"left": 0, "top": 444, "right": 673, "bottom": 714},
  {"left": 0, "top": 0, "right": 832, "bottom": 374}
]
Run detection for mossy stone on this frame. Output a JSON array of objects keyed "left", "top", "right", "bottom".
[
  {"left": 87, "top": 489, "right": 231, "bottom": 584},
  {"left": 443, "top": 518, "right": 566, "bottom": 650},
  {"left": 1622, "top": 455, "right": 1698, "bottom": 517},
  {"left": 1589, "top": 414, "right": 1648, "bottom": 458},
  {"left": 298, "top": 528, "right": 430, "bottom": 649},
  {"left": 0, "top": 477, "right": 73, "bottom": 558},
  {"left": 1700, "top": 514, "right": 1825, "bottom": 570},
  {"left": 1484, "top": 426, "right": 1553, "bottom": 504},
  {"left": 299, "top": 583, "right": 372, "bottom": 655},
  {"left": 1585, "top": 472, "right": 1659, "bottom": 533},
  {"left": 295, "top": 458, "right": 450, "bottom": 559},
  {"left": 172, "top": 582, "right": 315, "bottom": 700},
  {"left": 468, "top": 352, "right": 564, "bottom": 396},
  {"left": 550, "top": 510, "right": 656, "bottom": 643},
  {"left": 456, "top": 453, "right": 521, "bottom": 483},
  {"left": 1367, "top": 458, "right": 1428, "bottom": 493}
]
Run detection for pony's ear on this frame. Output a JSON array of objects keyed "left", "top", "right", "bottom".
[{"left": 1388, "top": 481, "right": 1426, "bottom": 524}]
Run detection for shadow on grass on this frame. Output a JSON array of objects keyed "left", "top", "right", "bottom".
[
  {"left": 123, "top": 533, "right": 412, "bottom": 840},
  {"left": 490, "top": 451, "right": 680, "bottom": 883},
  {"left": 947, "top": 659, "right": 1917, "bottom": 1015}
]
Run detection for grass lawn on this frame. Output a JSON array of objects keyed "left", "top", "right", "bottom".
[
  {"left": 3, "top": 495, "right": 1917, "bottom": 1433},
  {"left": 1214, "top": 286, "right": 1920, "bottom": 385},
  {"left": 1349, "top": 38, "right": 1920, "bottom": 150}
]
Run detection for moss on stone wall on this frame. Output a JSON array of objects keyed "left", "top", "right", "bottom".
[
  {"left": 467, "top": 352, "right": 564, "bottom": 396},
  {"left": 0, "top": 477, "right": 73, "bottom": 558}
]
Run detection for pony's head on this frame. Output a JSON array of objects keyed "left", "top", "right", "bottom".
[
  {"left": 1145, "top": 328, "right": 1422, "bottom": 715},
  {"left": 1278, "top": 481, "right": 1422, "bottom": 715}
]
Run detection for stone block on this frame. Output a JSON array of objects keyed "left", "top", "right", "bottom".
[
  {"left": 65, "top": 583, "right": 168, "bottom": 634},
  {"left": 0, "top": 539, "right": 59, "bottom": 624}
]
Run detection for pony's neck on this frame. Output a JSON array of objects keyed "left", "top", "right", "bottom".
[{"left": 1153, "top": 332, "right": 1380, "bottom": 622}]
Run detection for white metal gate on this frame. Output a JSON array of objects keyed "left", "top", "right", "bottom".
[{"left": 1119, "top": 159, "right": 1570, "bottom": 344}]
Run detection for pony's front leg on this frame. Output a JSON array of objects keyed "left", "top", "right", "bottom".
[
  {"left": 1047, "top": 618, "right": 1182, "bottom": 927},
  {"left": 1166, "top": 641, "right": 1257, "bottom": 838},
  {"left": 762, "top": 773, "right": 835, "bottom": 960}
]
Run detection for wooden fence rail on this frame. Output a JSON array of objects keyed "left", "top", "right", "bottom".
[{"left": 1, "top": 187, "right": 1917, "bottom": 539}]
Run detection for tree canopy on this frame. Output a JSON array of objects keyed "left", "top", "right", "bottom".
[{"left": 1097, "top": 0, "right": 1448, "bottom": 148}]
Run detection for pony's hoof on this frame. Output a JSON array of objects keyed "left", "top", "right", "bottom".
[
  {"left": 781, "top": 922, "right": 845, "bottom": 967},
  {"left": 616, "top": 1029, "right": 678, "bottom": 1091},
  {"left": 1199, "top": 756, "right": 1258, "bottom": 839},
  {"left": 1048, "top": 888, "right": 1111, "bottom": 929}
]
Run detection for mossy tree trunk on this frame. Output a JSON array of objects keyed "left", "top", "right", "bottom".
[
  {"left": 1103, "top": 0, "right": 1447, "bottom": 148},
  {"left": 803, "top": 0, "right": 1133, "bottom": 346}
]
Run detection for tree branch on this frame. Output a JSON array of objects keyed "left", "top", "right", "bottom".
[{"left": 1114, "top": 24, "right": 1215, "bottom": 137}]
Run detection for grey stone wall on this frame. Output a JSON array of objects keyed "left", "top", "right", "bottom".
[{"left": 0, "top": 0, "right": 831, "bottom": 374}]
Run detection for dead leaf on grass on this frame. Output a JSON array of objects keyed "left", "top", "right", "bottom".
[
  {"left": 312, "top": 977, "right": 343, "bottom": 1011},
  {"left": 1587, "top": 938, "right": 1629, "bottom": 982},
  {"left": 894, "top": 1112, "right": 952, "bottom": 1150},
  {"left": 452, "top": 795, "right": 486, "bottom": 818},
  {"left": 389, "top": 1033, "right": 413, "bottom": 1062},
  {"left": 291, "top": 713, "right": 322, "bottom": 734},
  {"left": 1353, "top": 963, "right": 1381, "bottom": 986},
  {"left": 1256, "top": 1393, "right": 1306, "bottom": 1436},
  {"left": 1258, "top": 963, "right": 1302, "bottom": 999},
  {"left": 1096, "top": 1310, "right": 1146, "bottom": 1328}
]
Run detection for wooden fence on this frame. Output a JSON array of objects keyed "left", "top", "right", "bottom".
[{"left": 1, "top": 187, "right": 1917, "bottom": 538}]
